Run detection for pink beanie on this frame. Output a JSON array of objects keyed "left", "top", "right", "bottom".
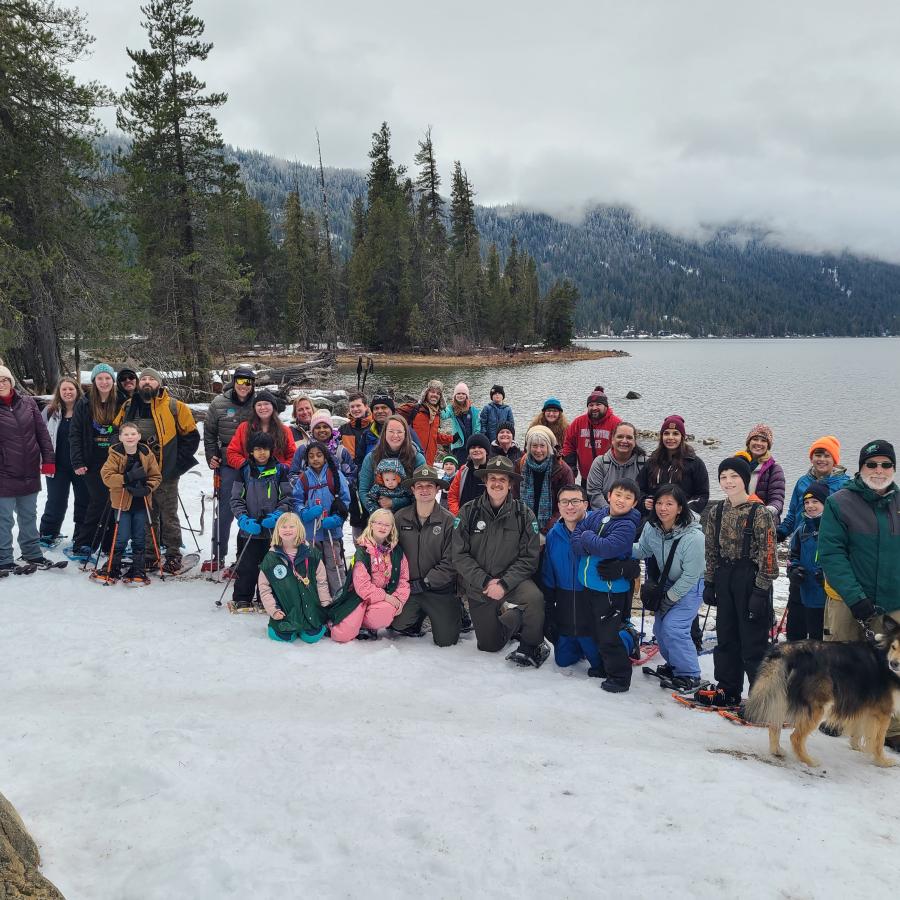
[
  {"left": 310, "top": 410, "right": 333, "bottom": 430},
  {"left": 453, "top": 382, "right": 470, "bottom": 399}
]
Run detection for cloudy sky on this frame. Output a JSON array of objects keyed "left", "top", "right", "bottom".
[{"left": 71, "top": 0, "right": 900, "bottom": 262}]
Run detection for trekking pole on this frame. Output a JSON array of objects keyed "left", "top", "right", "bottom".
[
  {"left": 325, "top": 529, "right": 349, "bottom": 594},
  {"left": 81, "top": 498, "right": 112, "bottom": 572},
  {"left": 177, "top": 490, "right": 203, "bottom": 554},
  {"left": 95, "top": 495, "right": 125, "bottom": 583},
  {"left": 144, "top": 495, "right": 166, "bottom": 579},
  {"left": 215, "top": 536, "right": 254, "bottom": 608},
  {"left": 211, "top": 470, "right": 220, "bottom": 563}
]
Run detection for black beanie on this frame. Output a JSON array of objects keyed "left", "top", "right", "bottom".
[
  {"left": 496, "top": 421, "right": 515, "bottom": 438},
  {"left": 254, "top": 390, "right": 278, "bottom": 409},
  {"left": 718, "top": 456, "right": 752, "bottom": 491},
  {"left": 248, "top": 431, "right": 275, "bottom": 452},
  {"left": 802, "top": 482, "right": 830, "bottom": 505},
  {"left": 467, "top": 433, "right": 491, "bottom": 453},
  {"left": 859, "top": 439, "right": 896, "bottom": 470},
  {"left": 490, "top": 384, "right": 505, "bottom": 399},
  {"left": 371, "top": 394, "right": 396, "bottom": 413}
]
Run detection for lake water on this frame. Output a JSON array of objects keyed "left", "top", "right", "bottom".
[{"left": 340, "top": 338, "right": 899, "bottom": 497}]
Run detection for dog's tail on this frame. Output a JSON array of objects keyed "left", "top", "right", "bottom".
[{"left": 744, "top": 651, "right": 790, "bottom": 726}]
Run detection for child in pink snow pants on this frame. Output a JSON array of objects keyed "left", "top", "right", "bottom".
[{"left": 330, "top": 509, "right": 411, "bottom": 642}]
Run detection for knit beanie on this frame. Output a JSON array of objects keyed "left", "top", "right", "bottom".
[
  {"left": 441, "top": 455, "right": 459, "bottom": 467},
  {"left": 525, "top": 424, "right": 557, "bottom": 450},
  {"left": 718, "top": 456, "right": 752, "bottom": 491},
  {"left": 542, "top": 397, "right": 563, "bottom": 412},
  {"left": 253, "top": 390, "right": 278, "bottom": 409},
  {"left": 376, "top": 458, "right": 407, "bottom": 478},
  {"left": 660, "top": 414, "right": 686, "bottom": 438},
  {"left": 466, "top": 433, "right": 491, "bottom": 454},
  {"left": 371, "top": 394, "right": 396, "bottom": 413},
  {"left": 138, "top": 367, "right": 163, "bottom": 385},
  {"left": 587, "top": 386, "right": 608, "bottom": 406},
  {"left": 489, "top": 384, "right": 505, "bottom": 400},
  {"left": 248, "top": 431, "right": 275, "bottom": 452},
  {"left": 453, "top": 382, "right": 470, "bottom": 399},
  {"left": 91, "top": 363, "right": 117, "bottom": 382},
  {"left": 496, "top": 421, "right": 516, "bottom": 438},
  {"left": 746, "top": 423, "right": 774, "bottom": 448},
  {"left": 0, "top": 365, "right": 13, "bottom": 385},
  {"left": 858, "top": 439, "right": 896, "bottom": 469},
  {"left": 802, "top": 482, "right": 830, "bottom": 505},
  {"left": 309, "top": 410, "right": 333, "bottom": 431},
  {"left": 809, "top": 435, "right": 841, "bottom": 465}
]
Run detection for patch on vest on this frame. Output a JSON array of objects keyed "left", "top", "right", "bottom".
[
  {"left": 432, "top": 525, "right": 442, "bottom": 535},
  {"left": 272, "top": 564, "right": 288, "bottom": 580},
  {"left": 453, "top": 516, "right": 461, "bottom": 528},
  {"left": 531, "top": 521, "right": 539, "bottom": 533},
  {"left": 475, "top": 520, "right": 486, "bottom": 532}
]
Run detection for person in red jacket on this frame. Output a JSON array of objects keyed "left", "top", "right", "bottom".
[
  {"left": 561, "top": 387, "right": 621, "bottom": 482},
  {"left": 226, "top": 391, "right": 296, "bottom": 469},
  {"left": 409, "top": 379, "right": 453, "bottom": 465}
]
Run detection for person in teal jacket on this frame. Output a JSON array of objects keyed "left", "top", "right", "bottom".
[{"left": 440, "top": 382, "right": 481, "bottom": 465}]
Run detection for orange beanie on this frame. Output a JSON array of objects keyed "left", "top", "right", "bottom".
[{"left": 809, "top": 435, "right": 841, "bottom": 465}]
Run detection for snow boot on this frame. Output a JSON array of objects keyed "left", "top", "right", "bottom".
[
  {"left": 654, "top": 663, "right": 675, "bottom": 680},
  {"left": 356, "top": 628, "right": 379, "bottom": 641},
  {"left": 507, "top": 640, "right": 551, "bottom": 668},
  {"left": 587, "top": 665, "right": 608, "bottom": 679},
  {"left": 201, "top": 557, "right": 223, "bottom": 573},
  {"left": 693, "top": 685, "right": 742, "bottom": 709},
  {"left": 667, "top": 675, "right": 704, "bottom": 695},
  {"left": 600, "top": 679, "right": 630, "bottom": 694},
  {"left": 228, "top": 599, "right": 255, "bottom": 614},
  {"left": 162, "top": 554, "right": 183, "bottom": 576}
]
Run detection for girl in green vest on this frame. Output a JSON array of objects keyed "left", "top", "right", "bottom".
[{"left": 257, "top": 512, "right": 333, "bottom": 643}]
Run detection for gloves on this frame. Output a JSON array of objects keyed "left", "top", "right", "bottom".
[
  {"left": 703, "top": 582, "right": 717, "bottom": 607},
  {"left": 41, "top": 463, "right": 56, "bottom": 477},
  {"left": 639, "top": 581, "right": 666, "bottom": 611},
  {"left": 748, "top": 587, "right": 770, "bottom": 622},
  {"left": 125, "top": 483, "right": 150, "bottom": 497},
  {"left": 300, "top": 505, "right": 322, "bottom": 524},
  {"left": 320, "top": 515, "right": 342, "bottom": 531},
  {"left": 787, "top": 565, "right": 807, "bottom": 584},
  {"left": 125, "top": 465, "right": 147, "bottom": 483},
  {"left": 261, "top": 510, "right": 283, "bottom": 530},
  {"left": 330, "top": 497, "right": 349, "bottom": 519},
  {"left": 238, "top": 515, "right": 262, "bottom": 536},
  {"left": 849, "top": 596, "right": 876, "bottom": 622},
  {"left": 596, "top": 558, "right": 641, "bottom": 581}
]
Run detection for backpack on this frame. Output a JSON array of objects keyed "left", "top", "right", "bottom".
[{"left": 296, "top": 465, "right": 337, "bottom": 499}]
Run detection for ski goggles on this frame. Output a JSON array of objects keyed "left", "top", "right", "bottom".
[{"left": 234, "top": 377, "right": 254, "bottom": 386}]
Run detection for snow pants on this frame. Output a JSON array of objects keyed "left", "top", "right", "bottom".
[
  {"left": 466, "top": 578, "right": 545, "bottom": 652},
  {"left": 584, "top": 587, "right": 632, "bottom": 687},
  {"left": 330, "top": 597, "right": 400, "bottom": 643},
  {"left": 213, "top": 464, "right": 240, "bottom": 562},
  {"left": 392, "top": 590, "right": 462, "bottom": 646},
  {"left": 39, "top": 464, "right": 88, "bottom": 541},
  {"left": 148, "top": 478, "right": 182, "bottom": 561},
  {"left": 554, "top": 635, "right": 600, "bottom": 669},
  {"left": 74, "top": 468, "right": 112, "bottom": 553},
  {"left": 712, "top": 560, "right": 770, "bottom": 699},
  {"left": 233, "top": 536, "right": 269, "bottom": 605},
  {"left": 0, "top": 493, "right": 41, "bottom": 565},
  {"left": 786, "top": 603, "right": 824, "bottom": 641},
  {"left": 653, "top": 580, "right": 703, "bottom": 678}
]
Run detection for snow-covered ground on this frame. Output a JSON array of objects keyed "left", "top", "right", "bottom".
[{"left": 2, "top": 470, "right": 896, "bottom": 899}]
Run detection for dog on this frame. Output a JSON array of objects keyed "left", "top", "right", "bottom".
[{"left": 744, "top": 616, "right": 900, "bottom": 768}]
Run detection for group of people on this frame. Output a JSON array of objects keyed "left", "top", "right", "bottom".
[{"left": 2, "top": 363, "right": 898, "bottom": 745}]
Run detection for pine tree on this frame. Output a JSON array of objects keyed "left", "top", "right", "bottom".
[
  {"left": 278, "top": 192, "right": 322, "bottom": 348},
  {"left": 542, "top": 279, "right": 577, "bottom": 349},
  {"left": 448, "top": 162, "right": 482, "bottom": 343},
  {"left": 413, "top": 128, "right": 449, "bottom": 335},
  {"left": 117, "top": 0, "right": 243, "bottom": 390},
  {"left": 0, "top": 1, "right": 123, "bottom": 389}
]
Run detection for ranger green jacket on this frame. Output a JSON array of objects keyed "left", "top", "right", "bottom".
[
  {"left": 395, "top": 503, "right": 456, "bottom": 592},
  {"left": 451, "top": 493, "right": 540, "bottom": 594},
  {"left": 818, "top": 477, "right": 900, "bottom": 613}
]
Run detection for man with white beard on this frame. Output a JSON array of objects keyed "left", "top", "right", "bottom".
[{"left": 818, "top": 439, "right": 900, "bottom": 750}]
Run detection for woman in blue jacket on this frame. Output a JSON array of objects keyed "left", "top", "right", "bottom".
[{"left": 632, "top": 484, "right": 706, "bottom": 693}]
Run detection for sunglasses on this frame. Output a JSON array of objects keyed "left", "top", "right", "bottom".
[
  {"left": 234, "top": 377, "right": 254, "bottom": 386},
  {"left": 864, "top": 460, "right": 894, "bottom": 470},
  {"left": 121, "top": 375, "right": 136, "bottom": 381}
]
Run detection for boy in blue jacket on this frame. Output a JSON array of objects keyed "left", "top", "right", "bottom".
[
  {"left": 786, "top": 481, "right": 829, "bottom": 641},
  {"left": 479, "top": 385, "right": 514, "bottom": 443},
  {"left": 570, "top": 478, "right": 642, "bottom": 693}
]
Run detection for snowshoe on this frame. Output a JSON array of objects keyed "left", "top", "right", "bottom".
[
  {"left": 154, "top": 552, "right": 200, "bottom": 578},
  {"left": 200, "top": 557, "right": 223, "bottom": 573},
  {"left": 689, "top": 685, "right": 742, "bottom": 710},
  {"left": 29, "top": 559, "right": 68, "bottom": 571},
  {"left": 254, "top": 600, "right": 266, "bottom": 615},
  {"left": 89, "top": 570, "right": 118, "bottom": 585},
  {"left": 506, "top": 641, "right": 551, "bottom": 669},
  {"left": 642, "top": 663, "right": 675, "bottom": 682},
  {"left": 664, "top": 675, "right": 707, "bottom": 695},
  {"left": 39, "top": 534, "right": 66, "bottom": 550},
  {"left": 227, "top": 600, "right": 255, "bottom": 614},
  {"left": 64, "top": 545, "right": 93, "bottom": 562},
  {"left": 0, "top": 561, "right": 16, "bottom": 576},
  {"left": 122, "top": 573, "right": 151, "bottom": 586},
  {"left": 355, "top": 628, "right": 379, "bottom": 641}
]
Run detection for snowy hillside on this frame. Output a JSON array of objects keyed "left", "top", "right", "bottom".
[{"left": 2, "top": 467, "right": 895, "bottom": 899}]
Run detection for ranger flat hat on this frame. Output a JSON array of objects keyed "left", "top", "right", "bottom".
[
  {"left": 474, "top": 455, "right": 522, "bottom": 482},
  {"left": 403, "top": 463, "right": 446, "bottom": 489}
]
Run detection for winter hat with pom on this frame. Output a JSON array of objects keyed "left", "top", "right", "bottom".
[
  {"left": 376, "top": 458, "right": 407, "bottom": 478},
  {"left": 587, "top": 386, "right": 608, "bottom": 406}
]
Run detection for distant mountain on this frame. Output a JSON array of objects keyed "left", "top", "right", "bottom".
[{"left": 99, "top": 137, "right": 900, "bottom": 336}]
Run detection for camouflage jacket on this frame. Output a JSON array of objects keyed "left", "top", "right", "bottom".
[{"left": 701, "top": 499, "right": 778, "bottom": 590}]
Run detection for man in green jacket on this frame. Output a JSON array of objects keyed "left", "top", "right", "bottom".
[
  {"left": 451, "top": 455, "right": 548, "bottom": 667},
  {"left": 818, "top": 439, "right": 899, "bottom": 747}
]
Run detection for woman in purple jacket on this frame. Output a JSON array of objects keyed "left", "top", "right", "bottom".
[
  {"left": 0, "top": 366, "right": 55, "bottom": 571},
  {"left": 743, "top": 423, "right": 786, "bottom": 524}
]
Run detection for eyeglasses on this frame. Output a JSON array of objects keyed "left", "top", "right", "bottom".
[
  {"left": 234, "top": 377, "right": 254, "bottom": 386},
  {"left": 864, "top": 461, "right": 894, "bottom": 470},
  {"left": 558, "top": 498, "right": 586, "bottom": 507}
]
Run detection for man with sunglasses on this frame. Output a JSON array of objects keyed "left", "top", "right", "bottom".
[
  {"left": 203, "top": 366, "right": 256, "bottom": 571},
  {"left": 819, "top": 439, "right": 900, "bottom": 750},
  {"left": 116, "top": 367, "right": 139, "bottom": 405}
]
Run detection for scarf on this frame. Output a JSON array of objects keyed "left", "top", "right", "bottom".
[
  {"left": 523, "top": 455, "right": 553, "bottom": 528},
  {"left": 361, "top": 539, "right": 394, "bottom": 582},
  {"left": 323, "top": 426, "right": 341, "bottom": 456}
]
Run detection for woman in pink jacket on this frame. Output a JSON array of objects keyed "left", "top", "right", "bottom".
[{"left": 330, "top": 509, "right": 410, "bottom": 642}]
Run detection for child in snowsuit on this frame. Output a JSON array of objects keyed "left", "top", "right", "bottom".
[
  {"left": 570, "top": 478, "right": 642, "bottom": 693},
  {"left": 292, "top": 440, "right": 351, "bottom": 597},
  {"left": 786, "top": 481, "right": 829, "bottom": 641},
  {"left": 257, "top": 512, "right": 333, "bottom": 643},
  {"left": 479, "top": 385, "right": 515, "bottom": 443},
  {"left": 367, "top": 458, "right": 408, "bottom": 508},
  {"left": 229, "top": 431, "right": 293, "bottom": 612},
  {"left": 99, "top": 422, "right": 162, "bottom": 583},
  {"left": 699, "top": 456, "right": 778, "bottom": 707},
  {"left": 439, "top": 455, "right": 458, "bottom": 509},
  {"left": 329, "top": 509, "right": 410, "bottom": 642}
]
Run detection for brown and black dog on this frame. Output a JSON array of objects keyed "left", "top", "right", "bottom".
[{"left": 744, "top": 617, "right": 900, "bottom": 768}]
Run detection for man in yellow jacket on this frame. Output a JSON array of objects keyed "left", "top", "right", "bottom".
[{"left": 114, "top": 367, "right": 200, "bottom": 573}]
